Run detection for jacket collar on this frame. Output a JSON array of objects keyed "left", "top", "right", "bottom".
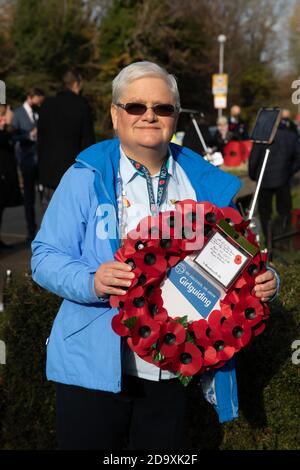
[{"left": 75, "top": 137, "right": 241, "bottom": 208}]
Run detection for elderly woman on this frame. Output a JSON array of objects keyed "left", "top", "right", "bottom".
[
  {"left": 31, "top": 62, "right": 278, "bottom": 450},
  {"left": 211, "top": 115, "right": 233, "bottom": 154}
]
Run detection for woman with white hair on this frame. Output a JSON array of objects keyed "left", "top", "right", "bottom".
[
  {"left": 31, "top": 61, "right": 277, "bottom": 450},
  {"left": 211, "top": 115, "right": 233, "bottom": 154}
]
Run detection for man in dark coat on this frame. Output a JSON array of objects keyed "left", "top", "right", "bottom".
[
  {"left": 0, "top": 104, "right": 22, "bottom": 250},
  {"left": 37, "top": 70, "right": 95, "bottom": 191},
  {"left": 249, "top": 118, "right": 300, "bottom": 242},
  {"left": 12, "top": 88, "right": 45, "bottom": 242},
  {"left": 229, "top": 105, "right": 249, "bottom": 140}
]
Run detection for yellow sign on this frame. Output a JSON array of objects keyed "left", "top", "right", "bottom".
[{"left": 212, "top": 74, "right": 228, "bottom": 95}]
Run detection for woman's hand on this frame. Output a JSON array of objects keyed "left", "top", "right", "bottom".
[
  {"left": 94, "top": 261, "right": 135, "bottom": 297},
  {"left": 254, "top": 270, "right": 277, "bottom": 302}
]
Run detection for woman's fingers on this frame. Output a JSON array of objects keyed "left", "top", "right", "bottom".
[
  {"left": 98, "top": 285, "right": 129, "bottom": 296},
  {"left": 107, "top": 269, "right": 135, "bottom": 280},
  {"left": 94, "top": 261, "right": 135, "bottom": 297}
]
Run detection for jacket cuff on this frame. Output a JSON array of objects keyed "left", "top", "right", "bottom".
[
  {"left": 88, "top": 273, "right": 109, "bottom": 304},
  {"left": 266, "top": 266, "right": 280, "bottom": 302}
]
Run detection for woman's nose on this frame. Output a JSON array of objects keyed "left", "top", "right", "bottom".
[{"left": 142, "top": 107, "right": 157, "bottom": 121}]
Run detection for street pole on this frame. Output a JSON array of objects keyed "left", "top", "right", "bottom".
[{"left": 217, "top": 34, "right": 226, "bottom": 118}]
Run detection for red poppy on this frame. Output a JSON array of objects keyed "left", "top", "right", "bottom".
[
  {"left": 119, "top": 285, "right": 150, "bottom": 318},
  {"left": 172, "top": 342, "right": 203, "bottom": 376},
  {"left": 201, "top": 346, "right": 218, "bottom": 367},
  {"left": 127, "top": 315, "right": 161, "bottom": 355},
  {"left": 134, "top": 247, "right": 167, "bottom": 278},
  {"left": 219, "top": 290, "right": 240, "bottom": 317},
  {"left": 234, "top": 219, "right": 258, "bottom": 245},
  {"left": 189, "top": 322, "right": 218, "bottom": 367},
  {"left": 232, "top": 275, "right": 247, "bottom": 289},
  {"left": 188, "top": 319, "right": 212, "bottom": 348},
  {"left": 220, "top": 207, "right": 243, "bottom": 225},
  {"left": 158, "top": 237, "right": 183, "bottom": 267},
  {"left": 208, "top": 309, "right": 231, "bottom": 330},
  {"left": 202, "top": 203, "right": 224, "bottom": 240},
  {"left": 240, "top": 253, "right": 265, "bottom": 285},
  {"left": 221, "top": 316, "right": 252, "bottom": 350},
  {"left": 166, "top": 253, "right": 183, "bottom": 267},
  {"left": 159, "top": 210, "right": 183, "bottom": 240},
  {"left": 109, "top": 289, "right": 131, "bottom": 309},
  {"left": 175, "top": 199, "right": 199, "bottom": 215},
  {"left": 135, "top": 214, "right": 161, "bottom": 240},
  {"left": 203, "top": 202, "right": 223, "bottom": 223},
  {"left": 174, "top": 199, "right": 200, "bottom": 231},
  {"left": 232, "top": 287, "right": 265, "bottom": 328},
  {"left": 206, "top": 326, "right": 236, "bottom": 362},
  {"left": 144, "top": 286, "right": 168, "bottom": 323},
  {"left": 159, "top": 321, "right": 186, "bottom": 357},
  {"left": 111, "top": 311, "right": 130, "bottom": 337},
  {"left": 234, "top": 255, "right": 242, "bottom": 265}
]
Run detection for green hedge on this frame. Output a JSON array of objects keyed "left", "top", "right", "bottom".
[
  {"left": 0, "top": 264, "right": 299, "bottom": 450},
  {"left": 0, "top": 274, "right": 61, "bottom": 449}
]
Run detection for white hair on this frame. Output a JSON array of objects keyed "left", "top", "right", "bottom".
[
  {"left": 112, "top": 61, "right": 181, "bottom": 110},
  {"left": 217, "top": 116, "right": 228, "bottom": 125}
]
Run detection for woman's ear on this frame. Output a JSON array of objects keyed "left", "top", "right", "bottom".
[{"left": 111, "top": 104, "right": 118, "bottom": 133}]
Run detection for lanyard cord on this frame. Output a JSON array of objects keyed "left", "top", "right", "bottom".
[
  {"left": 127, "top": 157, "right": 169, "bottom": 216},
  {"left": 117, "top": 156, "right": 170, "bottom": 242}
]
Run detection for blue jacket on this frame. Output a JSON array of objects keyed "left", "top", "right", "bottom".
[{"left": 31, "top": 138, "right": 241, "bottom": 423}]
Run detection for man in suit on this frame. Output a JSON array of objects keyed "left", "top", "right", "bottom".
[
  {"left": 37, "top": 70, "right": 95, "bottom": 193},
  {"left": 12, "top": 88, "right": 45, "bottom": 242},
  {"left": 229, "top": 105, "right": 249, "bottom": 140}
]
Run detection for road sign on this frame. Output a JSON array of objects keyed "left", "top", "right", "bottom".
[
  {"left": 214, "top": 94, "right": 227, "bottom": 109},
  {"left": 212, "top": 74, "right": 228, "bottom": 95}
]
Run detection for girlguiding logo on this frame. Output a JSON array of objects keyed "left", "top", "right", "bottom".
[{"left": 175, "top": 262, "right": 186, "bottom": 275}]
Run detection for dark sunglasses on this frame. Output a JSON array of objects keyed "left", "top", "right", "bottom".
[{"left": 116, "top": 102, "right": 177, "bottom": 116}]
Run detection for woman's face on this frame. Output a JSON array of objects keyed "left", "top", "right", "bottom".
[
  {"left": 111, "top": 77, "right": 178, "bottom": 155},
  {"left": 218, "top": 122, "right": 228, "bottom": 133}
]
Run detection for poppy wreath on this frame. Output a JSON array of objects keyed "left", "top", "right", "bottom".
[{"left": 110, "top": 200, "right": 270, "bottom": 386}]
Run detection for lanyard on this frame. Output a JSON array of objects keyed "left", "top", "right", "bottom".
[{"left": 128, "top": 157, "right": 169, "bottom": 216}]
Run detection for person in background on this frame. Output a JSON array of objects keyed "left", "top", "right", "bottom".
[
  {"left": 37, "top": 69, "right": 95, "bottom": 196},
  {"left": 31, "top": 61, "right": 278, "bottom": 450},
  {"left": 295, "top": 114, "right": 300, "bottom": 137},
  {"left": 12, "top": 88, "right": 45, "bottom": 242},
  {"left": 229, "top": 105, "right": 248, "bottom": 140},
  {"left": 0, "top": 104, "right": 22, "bottom": 251},
  {"left": 249, "top": 110, "right": 300, "bottom": 244},
  {"left": 280, "top": 109, "right": 299, "bottom": 136},
  {"left": 211, "top": 116, "right": 233, "bottom": 154}
]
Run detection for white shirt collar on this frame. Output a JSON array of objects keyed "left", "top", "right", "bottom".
[
  {"left": 119, "top": 145, "right": 179, "bottom": 185},
  {"left": 23, "top": 101, "right": 35, "bottom": 123}
]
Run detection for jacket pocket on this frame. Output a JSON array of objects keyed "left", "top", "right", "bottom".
[{"left": 59, "top": 300, "right": 111, "bottom": 340}]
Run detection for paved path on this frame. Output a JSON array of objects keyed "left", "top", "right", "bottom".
[{"left": 0, "top": 200, "right": 44, "bottom": 308}]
